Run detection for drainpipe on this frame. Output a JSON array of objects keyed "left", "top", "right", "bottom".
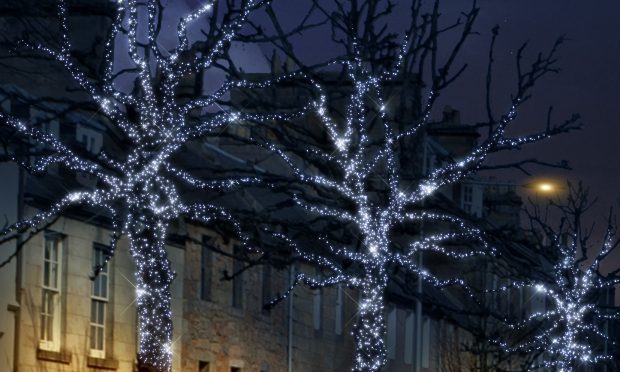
[
  {"left": 13, "top": 165, "right": 25, "bottom": 372},
  {"left": 287, "top": 264, "right": 295, "bottom": 372},
  {"left": 414, "top": 251, "right": 423, "bottom": 372}
]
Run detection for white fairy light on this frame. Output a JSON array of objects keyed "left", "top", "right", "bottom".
[
  {"left": 257, "top": 15, "right": 571, "bottom": 369},
  {"left": 0, "top": 0, "right": 307, "bottom": 370},
  {"left": 136, "top": 288, "right": 146, "bottom": 297},
  {"left": 259, "top": 34, "right": 551, "bottom": 371},
  {"left": 493, "top": 227, "right": 618, "bottom": 371}
]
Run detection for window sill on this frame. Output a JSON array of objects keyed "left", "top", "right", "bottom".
[
  {"left": 37, "top": 348, "right": 71, "bottom": 364},
  {"left": 87, "top": 356, "right": 119, "bottom": 370}
]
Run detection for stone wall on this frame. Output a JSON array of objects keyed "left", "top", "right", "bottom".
[
  {"left": 13, "top": 213, "right": 184, "bottom": 371},
  {"left": 181, "top": 223, "right": 358, "bottom": 372}
]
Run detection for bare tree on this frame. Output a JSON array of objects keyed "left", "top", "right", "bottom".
[
  {"left": 230, "top": 1, "right": 581, "bottom": 371},
  {"left": 0, "top": 1, "right": 307, "bottom": 370},
  {"left": 492, "top": 183, "right": 619, "bottom": 371}
]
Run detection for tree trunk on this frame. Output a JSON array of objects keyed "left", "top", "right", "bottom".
[
  {"left": 353, "top": 265, "right": 388, "bottom": 372},
  {"left": 128, "top": 214, "right": 175, "bottom": 372}
]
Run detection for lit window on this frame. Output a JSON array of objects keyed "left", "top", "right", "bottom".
[
  {"left": 90, "top": 244, "right": 109, "bottom": 358},
  {"left": 40, "top": 234, "right": 62, "bottom": 351}
]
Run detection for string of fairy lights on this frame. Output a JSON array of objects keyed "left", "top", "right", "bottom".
[
  {"left": 256, "top": 35, "right": 539, "bottom": 370},
  {"left": 492, "top": 227, "right": 618, "bottom": 371},
  {"left": 0, "top": 0, "right": 312, "bottom": 370},
  {"left": 0, "top": 1, "right": 602, "bottom": 372}
]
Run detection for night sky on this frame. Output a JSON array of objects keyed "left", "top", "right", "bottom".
[
  {"left": 228, "top": 0, "right": 620, "bottom": 219},
  {"left": 441, "top": 0, "right": 620, "bottom": 216},
  {"left": 180, "top": 0, "right": 620, "bottom": 269},
  {"left": 437, "top": 0, "right": 620, "bottom": 276}
]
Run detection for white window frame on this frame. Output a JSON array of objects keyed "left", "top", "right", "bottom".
[
  {"left": 90, "top": 244, "right": 109, "bottom": 358},
  {"left": 40, "top": 235, "right": 62, "bottom": 352}
]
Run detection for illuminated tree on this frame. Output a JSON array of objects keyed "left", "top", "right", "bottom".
[
  {"left": 247, "top": 1, "right": 580, "bottom": 371},
  {"left": 495, "top": 184, "right": 619, "bottom": 371},
  {"left": 0, "top": 1, "right": 304, "bottom": 370}
]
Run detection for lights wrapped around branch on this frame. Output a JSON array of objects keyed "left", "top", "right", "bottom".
[
  {"left": 492, "top": 225, "right": 618, "bottom": 371},
  {"left": 252, "top": 6, "right": 577, "bottom": 367},
  {"left": 257, "top": 34, "right": 549, "bottom": 371},
  {"left": 0, "top": 0, "right": 309, "bottom": 370}
]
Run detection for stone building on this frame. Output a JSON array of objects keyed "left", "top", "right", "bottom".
[
  {"left": 0, "top": 87, "right": 187, "bottom": 371},
  {"left": 3, "top": 3, "right": 616, "bottom": 372},
  {"left": 179, "top": 222, "right": 358, "bottom": 372}
]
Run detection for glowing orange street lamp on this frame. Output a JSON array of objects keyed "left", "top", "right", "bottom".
[
  {"left": 536, "top": 182, "right": 555, "bottom": 193},
  {"left": 523, "top": 180, "right": 564, "bottom": 195}
]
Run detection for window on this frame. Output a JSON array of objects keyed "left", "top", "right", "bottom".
[
  {"left": 312, "top": 269, "right": 322, "bottom": 332},
  {"left": 262, "top": 265, "right": 271, "bottom": 314},
  {"left": 461, "top": 184, "right": 473, "bottom": 213},
  {"left": 76, "top": 124, "right": 102, "bottom": 154},
  {"left": 421, "top": 317, "right": 431, "bottom": 368},
  {"left": 530, "top": 286, "right": 546, "bottom": 315},
  {"left": 386, "top": 308, "right": 397, "bottom": 360},
  {"left": 230, "top": 367, "right": 241, "bottom": 372},
  {"left": 90, "top": 244, "right": 109, "bottom": 358},
  {"left": 232, "top": 245, "right": 243, "bottom": 309},
  {"left": 198, "top": 361, "right": 211, "bottom": 372},
  {"left": 404, "top": 312, "right": 414, "bottom": 364},
  {"left": 40, "top": 234, "right": 62, "bottom": 351},
  {"left": 335, "top": 284, "right": 344, "bottom": 335},
  {"left": 201, "top": 235, "right": 213, "bottom": 301}
]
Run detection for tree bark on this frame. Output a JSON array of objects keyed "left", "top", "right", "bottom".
[
  {"left": 128, "top": 214, "right": 175, "bottom": 372},
  {"left": 353, "top": 264, "right": 388, "bottom": 372}
]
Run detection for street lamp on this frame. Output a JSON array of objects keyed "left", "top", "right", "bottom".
[
  {"left": 536, "top": 182, "right": 556, "bottom": 193},
  {"left": 523, "top": 180, "right": 564, "bottom": 195}
]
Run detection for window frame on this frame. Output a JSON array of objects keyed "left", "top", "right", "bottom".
[
  {"left": 461, "top": 184, "right": 473, "bottom": 213},
  {"left": 386, "top": 307, "right": 397, "bottom": 360},
  {"left": 89, "top": 243, "right": 110, "bottom": 359},
  {"left": 39, "top": 234, "right": 63, "bottom": 352}
]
